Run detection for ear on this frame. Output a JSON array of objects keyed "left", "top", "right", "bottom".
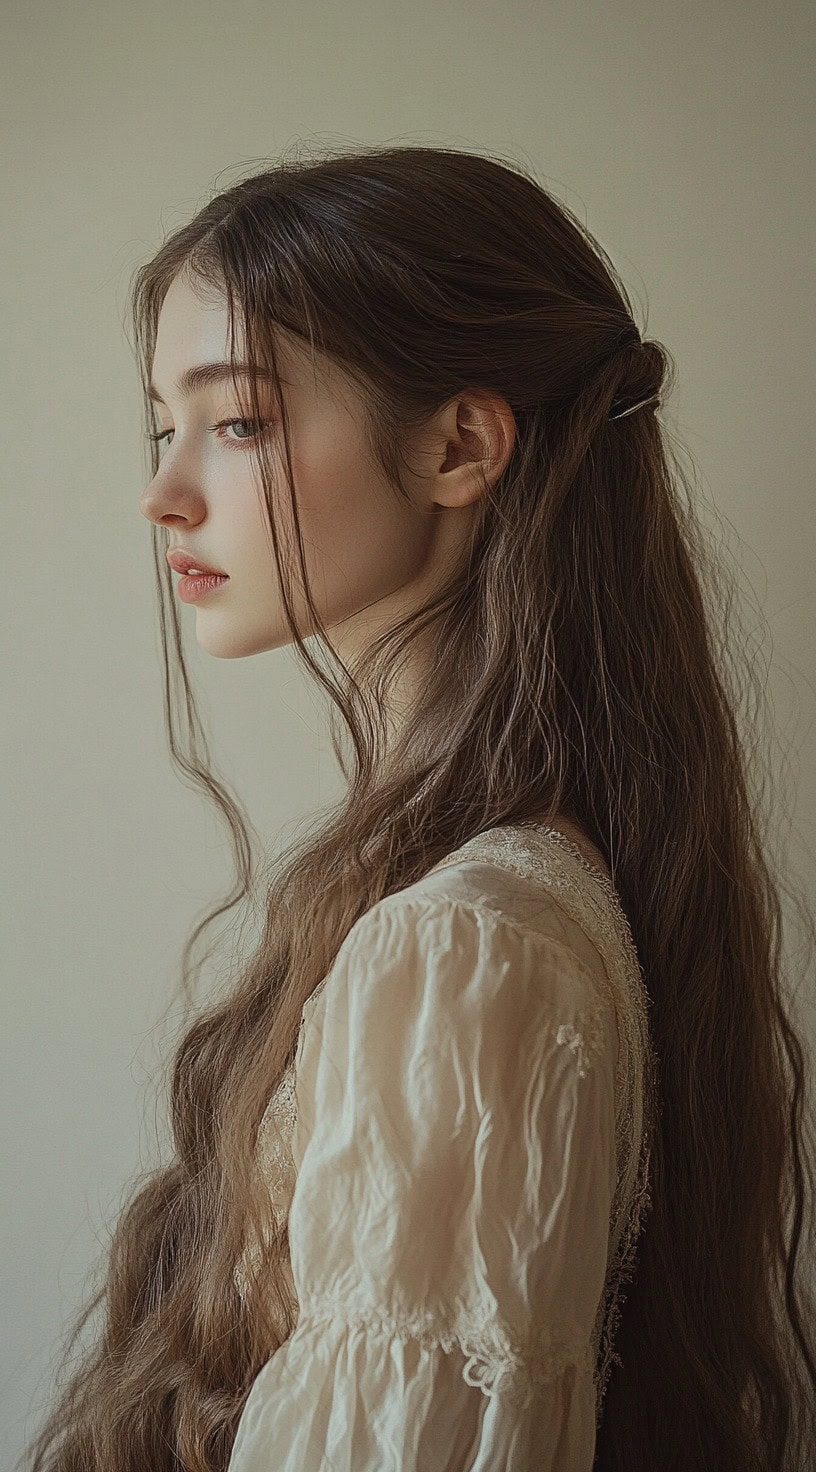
[{"left": 425, "top": 390, "right": 517, "bottom": 509}]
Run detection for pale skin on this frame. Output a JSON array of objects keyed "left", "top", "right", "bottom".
[{"left": 140, "top": 271, "right": 611, "bottom": 886}]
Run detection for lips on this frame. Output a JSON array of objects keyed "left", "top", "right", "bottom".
[{"left": 167, "top": 549, "right": 228, "bottom": 576}]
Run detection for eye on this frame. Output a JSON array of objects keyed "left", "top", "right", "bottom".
[
  {"left": 146, "top": 418, "right": 271, "bottom": 451},
  {"left": 217, "top": 418, "right": 265, "bottom": 444}
]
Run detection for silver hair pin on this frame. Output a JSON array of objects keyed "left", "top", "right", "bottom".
[{"left": 609, "top": 392, "right": 661, "bottom": 421}]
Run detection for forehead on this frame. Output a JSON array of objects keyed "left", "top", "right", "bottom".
[
  {"left": 148, "top": 273, "right": 325, "bottom": 405},
  {"left": 149, "top": 275, "right": 243, "bottom": 400}
]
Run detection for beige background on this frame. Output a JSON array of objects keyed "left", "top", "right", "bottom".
[{"left": 3, "top": 3, "right": 814, "bottom": 1464}]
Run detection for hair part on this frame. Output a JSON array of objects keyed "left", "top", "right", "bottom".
[{"left": 22, "top": 140, "right": 816, "bottom": 1472}]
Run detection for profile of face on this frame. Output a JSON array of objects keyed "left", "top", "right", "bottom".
[{"left": 140, "top": 273, "right": 515, "bottom": 671}]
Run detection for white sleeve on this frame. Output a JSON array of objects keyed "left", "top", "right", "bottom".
[{"left": 227, "top": 896, "right": 617, "bottom": 1472}]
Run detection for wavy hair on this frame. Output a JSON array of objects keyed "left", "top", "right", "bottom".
[{"left": 22, "top": 141, "right": 816, "bottom": 1471}]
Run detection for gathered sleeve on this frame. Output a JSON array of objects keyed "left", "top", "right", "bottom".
[{"left": 227, "top": 896, "right": 618, "bottom": 1472}]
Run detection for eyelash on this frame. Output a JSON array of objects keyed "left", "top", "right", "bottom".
[{"left": 146, "top": 418, "right": 270, "bottom": 451}]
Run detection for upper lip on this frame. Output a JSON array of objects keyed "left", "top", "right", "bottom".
[{"left": 166, "top": 548, "right": 228, "bottom": 576}]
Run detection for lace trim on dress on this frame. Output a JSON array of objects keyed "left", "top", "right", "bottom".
[
  {"left": 235, "top": 824, "right": 659, "bottom": 1436},
  {"left": 233, "top": 1067, "right": 299, "bottom": 1304},
  {"left": 291, "top": 1294, "right": 596, "bottom": 1412}
]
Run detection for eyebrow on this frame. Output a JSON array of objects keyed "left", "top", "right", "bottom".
[{"left": 147, "top": 361, "right": 274, "bottom": 404}]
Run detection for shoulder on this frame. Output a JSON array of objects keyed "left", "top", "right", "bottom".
[
  {"left": 360, "top": 886, "right": 607, "bottom": 993},
  {"left": 314, "top": 876, "right": 616, "bottom": 1057},
  {"left": 300, "top": 826, "right": 634, "bottom": 1072},
  {"left": 370, "top": 823, "right": 620, "bottom": 993}
]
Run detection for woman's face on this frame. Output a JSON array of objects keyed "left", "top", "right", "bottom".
[{"left": 139, "top": 273, "right": 503, "bottom": 667}]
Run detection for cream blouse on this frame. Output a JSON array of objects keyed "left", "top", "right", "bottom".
[{"left": 227, "top": 824, "right": 657, "bottom": 1471}]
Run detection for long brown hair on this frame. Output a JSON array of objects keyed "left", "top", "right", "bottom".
[{"left": 23, "top": 141, "right": 816, "bottom": 1471}]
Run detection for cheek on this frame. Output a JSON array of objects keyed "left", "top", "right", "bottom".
[
  {"left": 273, "top": 421, "right": 432, "bottom": 615},
  {"left": 301, "top": 480, "right": 430, "bottom": 616},
  {"left": 228, "top": 457, "right": 291, "bottom": 554}
]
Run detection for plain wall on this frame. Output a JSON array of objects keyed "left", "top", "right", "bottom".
[{"left": 3, "top": 2, "right": 815, "bottom": 1464}]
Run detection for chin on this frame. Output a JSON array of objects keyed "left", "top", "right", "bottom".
[{"left": 195, "top": 626, "right": 293, "bottom": 659}]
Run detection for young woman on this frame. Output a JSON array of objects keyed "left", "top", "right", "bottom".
[{"left": 24, "top": 143, "right": 816, "bottom": 1472}]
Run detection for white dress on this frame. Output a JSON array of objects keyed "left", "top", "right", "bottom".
[{"left": 227, "top": 824, "right": 657, "bottom": 1471}]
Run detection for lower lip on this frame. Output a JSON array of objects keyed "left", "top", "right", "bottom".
[{"left": 176, "top": 573, "right": 230, "bottom": 602}]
